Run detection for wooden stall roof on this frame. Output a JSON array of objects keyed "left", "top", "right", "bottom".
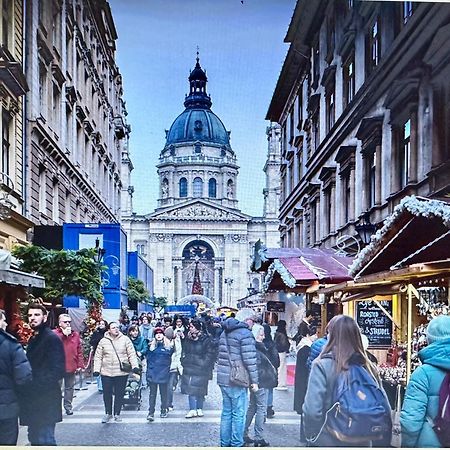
[{"left": 349, "top": 196, "right": 450, "bottom": 279}]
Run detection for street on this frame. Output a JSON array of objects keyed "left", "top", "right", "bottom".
[{"left": 18, "top": 373, "right": 302, "bottom": 447}]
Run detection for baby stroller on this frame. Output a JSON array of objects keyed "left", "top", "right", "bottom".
[{"left": 122, "top": 370, "right": 143, "bottom": 410}]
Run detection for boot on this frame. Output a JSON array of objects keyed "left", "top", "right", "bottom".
[
  {"left": 254, "top": 439, "right": 270, "bottom": 447},
  {"left": 266, "top": 406, "right": 275, "bottom": 418}
]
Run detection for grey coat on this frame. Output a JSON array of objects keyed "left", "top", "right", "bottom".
[{"left": 216, "top": 318, "right": 258, "bottom": 387}]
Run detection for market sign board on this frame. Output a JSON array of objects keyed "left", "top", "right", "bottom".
[
  {"left": 356, "top": 299, "right": 393, "bottom": 348},
  {"left": 266, "top": 300, "right": 286, "bottom": 312}
]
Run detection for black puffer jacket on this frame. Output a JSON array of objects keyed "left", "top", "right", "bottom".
[
  {"left": 256, "top": 342, "right": 277, "bottom": 389},
  {"left": 0, "top": 330, "right": 32, "bottom": 420},
  {"left": 19, "top": 324, "right": 65, "bottom": 426},
  {"left": 181, "top": 333, "right": 216, "bottom": 397},
  {"left": 216, "top": 318, "right": 258, "bottom": 387}
]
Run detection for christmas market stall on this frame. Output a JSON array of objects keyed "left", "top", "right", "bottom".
[{"left": 318, "top": 196, "right": 450, "bottom": 407}]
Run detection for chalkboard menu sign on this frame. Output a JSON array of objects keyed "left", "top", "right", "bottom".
[
  {"left": 266, "top": 301, "right": 285, "bottom": 313},
  {"left": 356, "top": 300, "right": 393, "bottom": 348}
]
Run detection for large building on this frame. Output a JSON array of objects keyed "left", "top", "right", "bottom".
[
  {"left": 24, "top": 0, "right": 130, "bottom": 225},
  {"left": 122, "top": 57, "right": 281, "bottom": 307},
  {"left": 0, "top": 0, "right": 34, "bottom": 250},
  {"left": 267, "top": 1, "right": 450, "bottom": 252}
]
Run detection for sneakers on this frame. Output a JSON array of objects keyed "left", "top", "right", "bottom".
[
  {"left": 196, "top": 409, "right": 204, "bottom": 417},
  {"left": 114, "top": 415, "right": 122, "bottom": 422},
  {"left": 147, "top": 414, "right": 154, "bottom": 422},
  {"left": 266, "top": 406, "right": 275, "bottom": 418},
  {"left": 185, "top": 409, "right": 198, "bottom": 418},
  {"left": 254, "top": 439, "right": 270, "bottom": 447},
  {"left": 65, "top": 409, "right": 73, "bottom": 416},
  {"left": 168, "top": 406, "right": 174, "bottom": 411},
  {"left": 101, "top": 414, "right": 113, "bottom": 423},
  {"left": 160, "top": 410, "right": 168, "bottom": 418},
  {"left": 244, "top": 436, "right": 254, "bottom": 446}
]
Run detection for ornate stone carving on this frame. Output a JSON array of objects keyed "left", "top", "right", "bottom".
[
  {"left": 155, "top": 205, "right": 244, "bottom": 221},
  {"left": 224, "top": 234, "right": 248, "bottom": 243},
  {"left": 149, "top": 233, "right": 173, "bottom": 242}
]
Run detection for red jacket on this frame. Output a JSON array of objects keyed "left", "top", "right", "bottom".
[{"left": 54, "top": 328, "right": 84, "bottom": 373}]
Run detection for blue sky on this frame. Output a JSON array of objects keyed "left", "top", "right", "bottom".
[{"left": 109, "top": 0, "right": 295, "bottom": 217}]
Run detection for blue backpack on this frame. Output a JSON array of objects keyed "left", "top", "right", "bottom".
[{"left": 323, "top": 364, "right": 391, "bottom": 443}]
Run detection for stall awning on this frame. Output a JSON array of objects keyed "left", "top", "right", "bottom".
[
  {"left": 0, "top": 268, "right": 45, "bottom": 288},
  {"left": 263, "top": 249, "right": 354, "bottom": 292}
]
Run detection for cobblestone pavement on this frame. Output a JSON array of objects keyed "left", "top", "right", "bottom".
[{"left": 18, "top": 373, "right": 303, "bottom": 447}]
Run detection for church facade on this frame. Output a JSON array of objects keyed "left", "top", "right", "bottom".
[{"left": 121, "top": 58, "right": 280, "bottom": 307}]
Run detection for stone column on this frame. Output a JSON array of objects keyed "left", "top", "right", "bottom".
[
  {"left": 349, "top": 168, "right": 356, "bottom": 221},
  {"left": 330, "top": 183, "right": 336, "bottom": 233},
  {"left": 214, "top": 267, "right": 220, "bottom": 304},
  {"left": 409, "top": 109, "right": 418, "bottom": 183},
  {"left": 375, "top": 145, "right": 382, "bottom": 205}
]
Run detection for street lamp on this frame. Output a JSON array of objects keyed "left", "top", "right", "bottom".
[
  {"left": 355, "top": 211, "right": 377, "bottom": 246},
  {"left": 162, "top": 277, "right": 172, "bottom": 302},
  {"left": 224, "top": 278, "right": 234, "bottom": 306}
]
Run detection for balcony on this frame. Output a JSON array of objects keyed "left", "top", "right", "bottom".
[{"left": 0, "top": 46, "right": 28, "bottom": 97}]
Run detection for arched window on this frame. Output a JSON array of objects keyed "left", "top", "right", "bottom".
[
  {"left": 179, "top": 177, "right": 187, "bottom": 197},
  {"left": 208, "top": 178, "right": 217, "bottom": 198},
  {"left": 193, "top": 177, "right": 203, "bottom": 198},
  {"left": 227, "top": 179, "right": 234, "bottom": 199}
]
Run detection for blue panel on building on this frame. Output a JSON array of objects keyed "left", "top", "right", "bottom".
[{"left": 165, "top": 305, "right": 196, "bottom": 317}]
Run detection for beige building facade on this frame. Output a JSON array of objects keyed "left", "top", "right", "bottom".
[
  {"left": 0, "top": 0, "right": 34, "bottom": 250},
  {"left": 267, "top": 1, "right": 450, "bottom": 252},
  {"left": 24, "top": 0, "right": 130, "bottom": 226}
]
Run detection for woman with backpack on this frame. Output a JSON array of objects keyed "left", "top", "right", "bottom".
[
  {"left": 400, "top": 314, "right": 450, "bottom": 448},
  {"left": 274, "top": 320, "right": 290, "bottom": 390},
  {"left": 302, "top": 315, "right": 391, "bottom": 447}
]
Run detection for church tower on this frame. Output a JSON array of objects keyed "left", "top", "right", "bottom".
[
  {"left": 263, "top": 123, "right": 282, "bottom": 219},
  {"left": 156, "top": 56, "right": 239, "bottom": 211}
]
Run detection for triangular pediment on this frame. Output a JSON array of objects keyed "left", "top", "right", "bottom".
[{"left": 148, "top": 199, "right": 251, "bottom": 222}]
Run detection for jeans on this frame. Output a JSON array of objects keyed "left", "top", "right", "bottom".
[
  {"left": 219, "top": 385, "right": 249, "bottom": 447},
  {"left": 61, "top": 372, "right": 76, "bottom": 412},
  {"left": 148, "top": 382, "right": 168, "bottom": 415},
  {"left": 266, "top": 388, "right": 273, "bottom": 407},
  {"left": 167, "top": 371, "right": 178, "bottom": 407},
  {"left": 28, "top": 423, "right": 56, "bottom": 446},
  {"left": 188, "top": 394, "right": 204, "bottom": 410},
  {"left": 244, "top": 388, "right": 267, "bottom": 441},
  {"left": 0, "top": 417, "right": 19, "bottom": 445},
  {"left": 101, "top": 375, "right": 128, "bottom": 416}
]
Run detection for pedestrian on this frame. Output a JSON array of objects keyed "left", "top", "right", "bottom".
[
  {"left": 236, "top": 308, "right": 257, "bottom": 330},
  {"left": 93, "top": 321, "right": 140, "bottom": 423},
  {"left": 128, "top": 324, "right": 149, "bottom": 388},
  {"left": 146, "top": 327, "right": 173, "bottom": 422},
  {"left": 165, "top": 326, "right": 183, "bottom": 411},
  {"left": 163, "top": 316, "right": 173, "bottom": 331},
  {"left": 294, "top": 328, "right": 317, "bottom": 444},
  {"left": 173, "top": 316, "right": 186, "bottom": 339},
  {"left": 54, "top": 313, "right": 84, "bottom": 416},
  {"left": 400, "top": 314, "right": 450, "bottom": 447},
  {"left": 19, "top": 303, "right": 65, "bottom": 446},
  {"left": 306, "top": 332, "right": 327, "bottom": 371},
  {"left": 139, "top": 314, "right": 154, "bottom": 342},
  {"left": 119, "top": 315, "right": 130, "bottom": 335},
  {"left": 90, "top": 319, "right": 108, "bottom": 393},
  {"left": 217, "top": 314, "right": 259, "bottom": 447},
  {"left": 302, "top": 315, "right": 391, "bottom": 447},
  {"left": 0, "top": 309, "right": 32, "bottom": 445},
  {"left": 262, "top": 323, "right": 279, "bottom": 418},
  {"left": 181, "top": 319, "right": 217, "bottom": 418},
  {"left": 274, "top": 319, "right": 290, "bottom": 390},
  {"left": 244, "top": 324, "right": 277, "bottom": 447},
  {"left": 293, "top": 309, "right": 314, "bottom": 344}
]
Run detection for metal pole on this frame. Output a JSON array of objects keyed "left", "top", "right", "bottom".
[{"left": 406, "top": 284, "right": 412, "bottom": 384}]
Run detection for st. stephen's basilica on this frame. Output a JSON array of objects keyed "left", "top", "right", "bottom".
[{"left": 122, "top": 57, "right": 281, "bottom": 308}]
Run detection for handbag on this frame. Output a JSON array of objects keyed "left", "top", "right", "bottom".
[
  {"left": 224, "top": 332, "right": 250, "bottom": 387},
  {"left": 108, "top": 339, "right": 132, "bottom": 373},
  {"left": 391, "top": 384, "right": 402, "bottom": 447}
]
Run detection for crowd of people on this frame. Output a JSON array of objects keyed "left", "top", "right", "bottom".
[{"left": 1, "top": 303, "right": 450, "bottom": 447}]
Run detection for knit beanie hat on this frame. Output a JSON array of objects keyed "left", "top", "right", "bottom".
[
  {"left": 252, "top": 324, "right": 264, "bottom": 340},
  {"left": 426, "top": 315, "right": 450, "bottom": 343},
  {"left": 164, "top": 327, "right": 174, "bottom": 340}
]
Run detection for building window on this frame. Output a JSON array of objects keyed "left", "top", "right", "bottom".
[
  {"left": 343, "top": 51, "right": 355, "bottom": 108},
  {"left": 403, "top": 2, "right": 413, "bottom": 24},
  {"left": 312, "top": 109, "right": 320, "bottom": 151},
  {"left": 39, "top": 167, "right": 46, "bottom": 213},
  {"left": 51, "top": 4, "right": 61, "bottom": 52},
  {"left": 288, "top": 156, "right": 295, "bottom": 192},
  {"left": 64, "top": 190, "right": 71, "bottom": 222},
  {"left": 1, "top": 109, "right": 11, "bottom": 175},
  {"left": 52, "top": 83, "right": 60, "bottom": 128},
  {"left": 366, "top": 17, "right": 381, "bottom": 76},
  {"left": 343, "top": 173, "right": 351, "bottom": 224},
  {"left": 289, "top": 110, "right": 294, "bottom": 144},
  {"left": 310, "top": 201, "right": 317, "bottom": 244},
  {"left": 39, "top": 63, "right": 47, "bottom": 114},
  {"left": 179, "top": 177, "right": 187, "bottom": 197},
  {"left": 2, "top": 0, "right": 11, "bottom": 50},
  {"left": 297, "top": 85, "right": 303, "bottom": 128},
  {"left": 367, "top": 151, "right": 376, "bottom": 208},
  {"left": 208, "top": 178, "right": 217, "bottom": 198},
  {"left": 312, "top": 38, "right": 320, "bottom": 88},
  {"left": 193, "top": 177, "right": 203, "bottom": 198},
  {"left": 324, "top": 187, "right": 333, "bottom": 235},
  {"left": 399, "top": 119, "right": 411, "bottom": 188},
  {"left": 296, "top": 147, "right": 303, "bottom": 182},
  {"left": 52, "top": 179, "right": 59, "bottom": 223},
  {"left": 326, "top": 13, "right": 335, "bottom": 63},
  {"left": 325, "top": 90, "right": 335, "bottom": 134}
]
